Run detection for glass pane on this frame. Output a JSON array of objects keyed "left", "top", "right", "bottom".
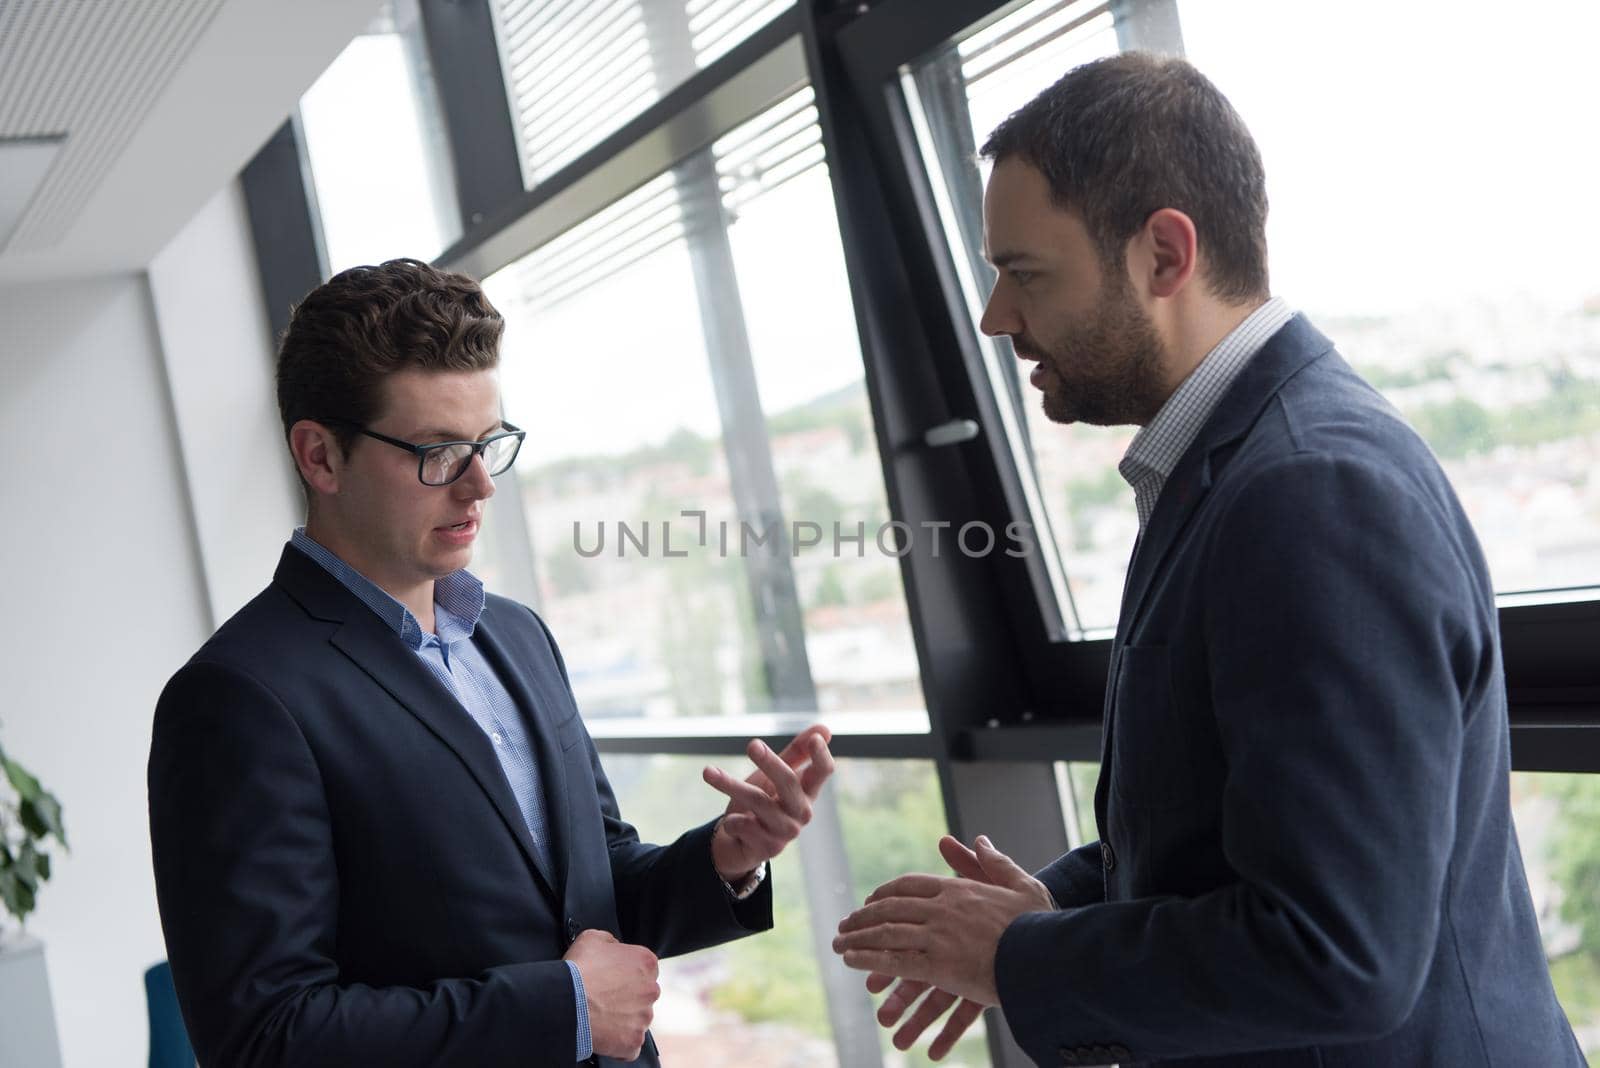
[
  {"left": 1054, "top": 760, "right": 1098, "bottom": 847},
  {"left": 909, "top": 0, "right": 1600, "bottom": 635},
  {"left": 490, "top": 0, "right": 794, "bottom": 188},
  {"left": 297, "top": 0, "right": 461, "bottom": 273},
  {"left": 600, "top": 753, "right": 986, "bottom": 1066},
  {"left": 1513, "top": 772, "right": 1600, "bottom": 1056},
  {"left": 598, "top": 751, "right": 832, "bottom": 1063},
  {"left": 1175, "top": 0, "right": 1600, "bottom": 598},
  {"left": 902, "top": 0, "right": 1130, "bottom": 638},
  {"left": 840, "top": 760, "right": 990, "bottom": 1067},
  {"left": 718, "top": 92, "right": 925, "bottom": 731},
  {"left": 484, "top": 91, "right": 926, "bottom": 735}
]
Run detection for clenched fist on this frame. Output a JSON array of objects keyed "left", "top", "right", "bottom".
[{"left": 564, "top": 929, "right": 661, "bottom": 1060}]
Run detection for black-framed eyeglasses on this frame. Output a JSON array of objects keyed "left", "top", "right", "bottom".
[{"left": 330, "top": 419, "right": 526, "bottom": 486}]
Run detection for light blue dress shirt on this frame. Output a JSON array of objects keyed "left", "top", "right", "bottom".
[{"left": 291, "top": 528, "right": 593, "bottom": 1061}]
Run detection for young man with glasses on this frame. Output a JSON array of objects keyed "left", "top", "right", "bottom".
[{"left": 149, "top": 258, "right": 834, "bottom": 1067}]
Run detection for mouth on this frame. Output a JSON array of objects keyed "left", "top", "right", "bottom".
[
  {"left": 1028, "top": 362, "right": 1056, "bottom": 390},
  {"left": 437, "top": 517, "right": 481, "bottom": 535}
]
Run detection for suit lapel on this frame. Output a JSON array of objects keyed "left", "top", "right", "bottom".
[
  {"left": 1114, "top": 440, "right": 1215, "bottom": 648},
  {"left": 472, "top": 605, "right": 574, "bottom": 901},
  {"left": 1114, "top": 314, "right": 1335, "bottom": 645},
  {"left": 1097, "top": 315, "right": 1335, "bottom": 832},
  {"left": 274, "top": 547, "right": 562, "bottom": 904}
]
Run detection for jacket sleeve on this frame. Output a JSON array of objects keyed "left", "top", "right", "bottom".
[
  {"left": 149, "top": 660, "right": 578, "bottom": 1068},
  {"left": 1035, "top": 841, "right": 1108, "bottom": 909},
  {"left": 994, "top": 452, "right": 1489, "bottom": 1063},
  {"left": 593, "top": 731, "right": 774, "bottom": 955},
  {"left": 525, "top": 610, "right": 774, "bottom": 954}
]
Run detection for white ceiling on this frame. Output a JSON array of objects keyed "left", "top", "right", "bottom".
[{"left": 0, "top": 0, "right": 383, "bottom": 285}]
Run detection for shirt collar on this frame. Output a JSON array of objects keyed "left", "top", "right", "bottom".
[
  {"left": 290, "top": 527, "right": 486, "bottom": 650},
  {"left": 1120, "top": 296, "right": 1293, "bottom": 489}
]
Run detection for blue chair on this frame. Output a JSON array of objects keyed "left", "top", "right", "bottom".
[{"left": 144, "top": 961, "right": 195, "bottom": 1068}]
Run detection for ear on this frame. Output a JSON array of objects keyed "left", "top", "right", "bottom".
[
  {"left": 289, "top": 420, "right": 345, "bottom": 499},
  {"left": 1134, "top": 208, "right": 1199, "bottom": 299}
]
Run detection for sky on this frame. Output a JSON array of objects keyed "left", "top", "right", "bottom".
[{"left": 1180, "top": 0, "right": 1600, "bottom": 317}]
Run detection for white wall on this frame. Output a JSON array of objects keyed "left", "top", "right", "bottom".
[
  {"left": 0, "top": 273, "right": 213, "bottom": 1068},
  {"left": 148, "top": 180, "right": 301, "bottom": 624},
  {"left": 0, "top": 172, "right": 296, "bottom": 1067}
]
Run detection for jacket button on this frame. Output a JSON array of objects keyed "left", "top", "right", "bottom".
[
  {"left": 566, "top": 917, "right": 581, "bottom": 943},
  {"left": 1101, "top": 842, "right": 1116, "bottom": 871}
]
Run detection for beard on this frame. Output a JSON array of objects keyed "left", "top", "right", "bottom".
[{"left": 1021, "top": 274, "right": 1168, "bottom": 427}]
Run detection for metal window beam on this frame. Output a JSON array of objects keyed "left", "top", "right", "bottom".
[
  {"left": 418, "top": 0, "right": 526, "bottom": 231},
  {"left": 239, "top": 117, "right": 326, "bottom": 344},
  {"left": 437, "top": 8, "right": 805, "bottom": 280}
]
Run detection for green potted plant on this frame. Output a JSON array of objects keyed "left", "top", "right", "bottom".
[
  {"left": 0, "top": 738, "right": 67, "bottom": 1068},
  {"left": 0, "top": 740, "right": 68, "bottom": 932}
]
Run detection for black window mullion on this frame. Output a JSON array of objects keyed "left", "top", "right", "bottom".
[
  {"left": 240, "top": 116, "right": 327, "bottom": 345},
  {"left": 418, "top": 0, "right": 527, "bottom": 231}
]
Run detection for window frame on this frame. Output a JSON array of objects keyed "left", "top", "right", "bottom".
[
  {"left": 239, "top": 0, "right": 1600, "bottom": 780},
  {"left": 826, "top": 0, "right": 1600, "bottom": 769},
  {"left": 238, "top": 3, "right": 1600, "bottom": 1064}
]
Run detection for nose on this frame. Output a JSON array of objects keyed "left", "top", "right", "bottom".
[
  {"left": 979, "top": 282, "right": 1016, "bottom": 338},
  {"left": 455, "top": 452, "right": 496, "bottom": 501}
]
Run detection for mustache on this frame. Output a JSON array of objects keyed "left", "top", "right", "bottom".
[{"left": 1007, "top": 333, "right": 1048, "bottom": 361}]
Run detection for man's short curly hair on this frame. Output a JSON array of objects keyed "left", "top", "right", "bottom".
[{"left": 275, "top": 258, "right": 504, "bottom": 457}]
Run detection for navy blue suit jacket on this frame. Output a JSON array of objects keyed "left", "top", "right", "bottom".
[
  {"left": 995, "top": 316, "right": 1583, "bottom": 1067},
  {"left": 149, "top": 545, "right": 771, "bottom": 1067}
]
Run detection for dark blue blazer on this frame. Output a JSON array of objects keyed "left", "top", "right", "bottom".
[
  {"left": 995, "top": 316, "right": 1583, "bottom": 1067},
  {"left": 148, "top": 545, "right": 771, "bottom": 1067}
]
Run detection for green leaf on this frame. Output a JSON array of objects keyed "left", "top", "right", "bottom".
[
  {"left": 0, "top": 858, "right": 34, "bottom": 923},
  {"left": 3, "top": 755, "right": 42, "bottom": 803},
  {"left": 0, "top": 746, "right": 64, "bottom": 923},
  {"left": 19, "top": 791, "right": 67, "bottom": 848},
  {"left": 13, "top": 841, "right": 38, "bottom": 892},
  {"left": 18, "top": 799, "right": 45, "bottom": 839}
]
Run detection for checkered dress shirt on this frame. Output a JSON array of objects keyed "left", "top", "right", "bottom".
[{"left": 1118, "top": 298, "right": 1294, "bottom": 531}]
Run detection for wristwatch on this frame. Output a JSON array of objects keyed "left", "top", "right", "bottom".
[
  {"left": 712, "top": 816, "right": 768, "bottom": 899},
  {"left": 720, "top": 859, "right": 768, "bottom": 900}
]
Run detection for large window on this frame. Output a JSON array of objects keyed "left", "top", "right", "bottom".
[
  {"left": 907, "top": 0, "right": 1600, "bottom": 639},
  {"left": 603, "top": 754, "right": 986, "bottom": 1066},
  {"left": 490, "top": 0, "right": 794, "bottom": 187},
  {"left": 297, "top": 0, "right": 461, "bottom": 273},
  {"left": 904, "top": 0, "right": 1127, "bottom": 638},
  {"left": 1178, "top": 0, "right": 1600, "bottom": 602},
  {"left": 1512, "top": 772, "right": 1600, "bottom": 1057},
  {"left": 254, "top": 1, "right": 1600, "bottom": 1064},
  {"left": 483, "top": 89, "right": 926, "bottom": 736}
]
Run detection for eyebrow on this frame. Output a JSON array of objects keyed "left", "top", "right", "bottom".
[
  {"left": 412, "top": 421, "right": 505, "bottom": 442},
  {"left": 987, "top": 250, "right": 1040, "bottom": 268}
]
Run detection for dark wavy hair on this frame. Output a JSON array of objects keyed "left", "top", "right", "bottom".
[
  {"left": 981, "top": 52, "right": 1269, "bottom": 303},
  {"left": 275, "top": 258, "right": 504, "bottom": 458}
]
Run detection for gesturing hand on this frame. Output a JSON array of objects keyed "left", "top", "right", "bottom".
[
  {"left": 563, "top": 929, "right": 660, "bottom": 1061},
  {"left": 702, "top": 724, "right": 835, "bottom": 883},
  {"left": 836, "top": 835, "right": 1054, "bottom": 1028},
  {"left": 867, "top": 836, "right": 1032, "bottom": 1059}
]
